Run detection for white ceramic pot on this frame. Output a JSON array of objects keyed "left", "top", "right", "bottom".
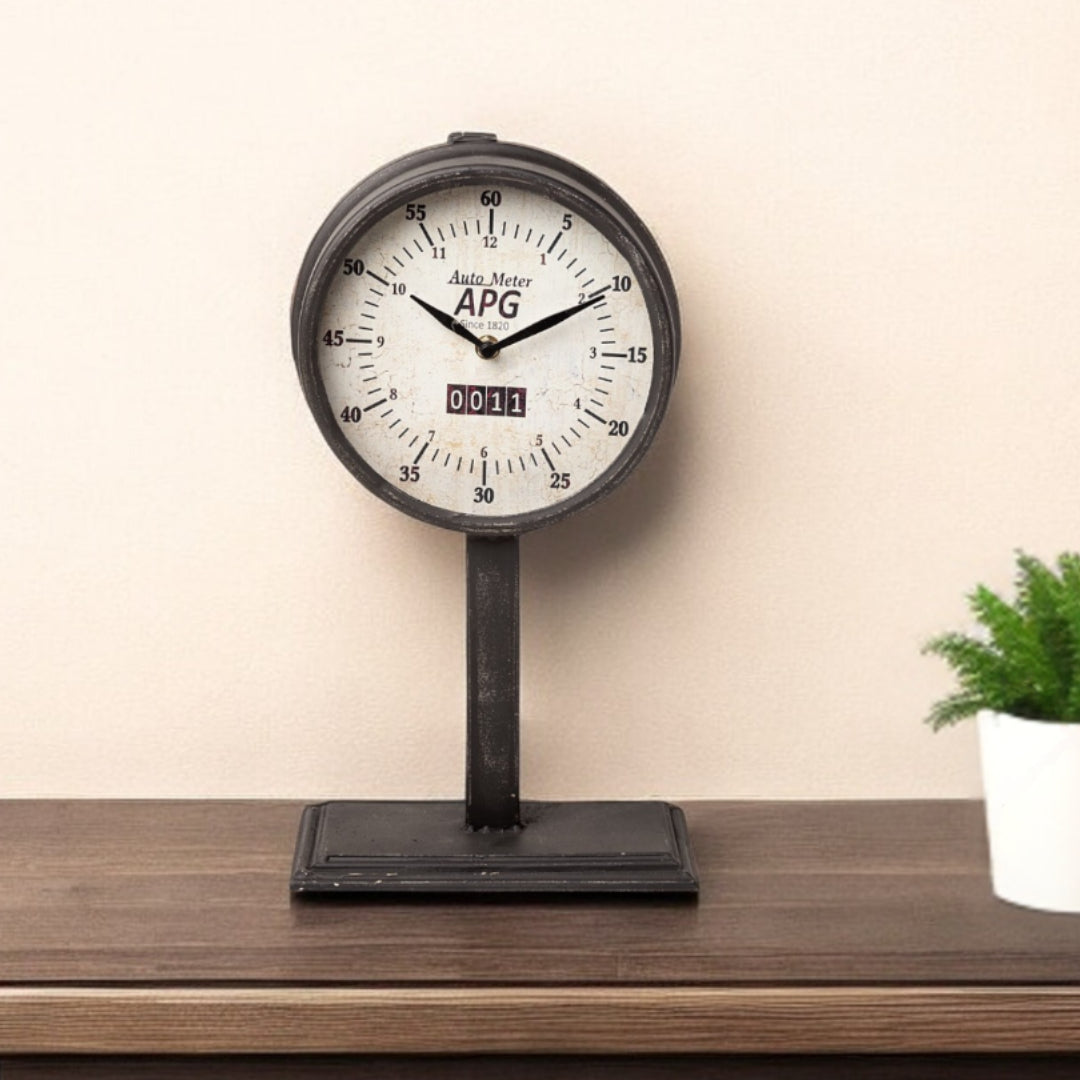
[{"left": 978, "top": 711, "right": 1080, "bottom": 913}]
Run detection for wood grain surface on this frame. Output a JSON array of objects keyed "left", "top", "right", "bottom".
[
  {"left": 3, "top": 986, "right": 1080, "bottom": 1054},
  {"left": 1, "top": 799, "right": 1079, "bottom": 985},
  {"left": 2, "top": 799, "right": 1080, "bottom": 1059}
]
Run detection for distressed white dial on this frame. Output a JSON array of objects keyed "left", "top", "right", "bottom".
[{"left": 315, "top": 184, "right": 655, "bottom": 519}]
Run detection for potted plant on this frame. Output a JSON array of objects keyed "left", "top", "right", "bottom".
[{"left": 923, "top": 550, "right": 1080, "bottom": 913}]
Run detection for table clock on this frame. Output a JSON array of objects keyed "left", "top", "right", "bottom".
[{"left": 289, "top": 133, "right": 697, "bottom": 893}]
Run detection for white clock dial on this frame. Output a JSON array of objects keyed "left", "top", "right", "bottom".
[{"left": 315, "top": 184, "right": 654, "bottom": 520}]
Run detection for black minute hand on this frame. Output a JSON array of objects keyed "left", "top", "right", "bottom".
[
  {"left": 410, "top": 294, "right": 486, "bottom": 349},
  {"left": 483, "top": 294, "right": 604, "bottom": 358}
]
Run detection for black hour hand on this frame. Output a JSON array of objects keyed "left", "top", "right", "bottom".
[{"left": 410, "top": 294, "right": 485, "bottom": 350}]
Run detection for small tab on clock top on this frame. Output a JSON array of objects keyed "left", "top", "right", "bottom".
[{"left": 448, "top": 131, "right": 498, "bottom": 144}]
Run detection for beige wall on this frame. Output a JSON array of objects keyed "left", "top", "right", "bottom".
[{"left": 2, "top": 1, "right": 1077, "bottom": 798}]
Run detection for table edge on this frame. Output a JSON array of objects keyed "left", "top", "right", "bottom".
[{"left": 2, "top": 986, "right": 1079, "bottom": 1055}]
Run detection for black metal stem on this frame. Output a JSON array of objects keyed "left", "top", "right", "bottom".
[{"left": 465, "top": 534, "right": 521, "bottom": 830}]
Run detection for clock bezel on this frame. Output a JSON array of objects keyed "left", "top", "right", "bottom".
[{"left": 291, "top": 136, "right": 680, "bottom": 535}]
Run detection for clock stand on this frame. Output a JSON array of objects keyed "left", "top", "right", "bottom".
[{"left": 290, "top": 534, "right": 698, "bottom": 894}]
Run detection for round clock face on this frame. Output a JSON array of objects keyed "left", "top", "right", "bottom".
[{"left": 292, "top": 137, "right": 678, "bottom": 534}]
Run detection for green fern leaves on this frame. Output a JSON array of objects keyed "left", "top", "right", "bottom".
[{"left": 923, "top": 551, "right": 1080, "bottom": 730}]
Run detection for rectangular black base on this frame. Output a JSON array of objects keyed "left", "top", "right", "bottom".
[{"left": 290, "top": 800, "right": 698, "bottom": 895}]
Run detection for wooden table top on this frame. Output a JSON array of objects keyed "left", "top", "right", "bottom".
[{"left": 3, "top": 799, "right": 1080, "bottom": 1055}]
